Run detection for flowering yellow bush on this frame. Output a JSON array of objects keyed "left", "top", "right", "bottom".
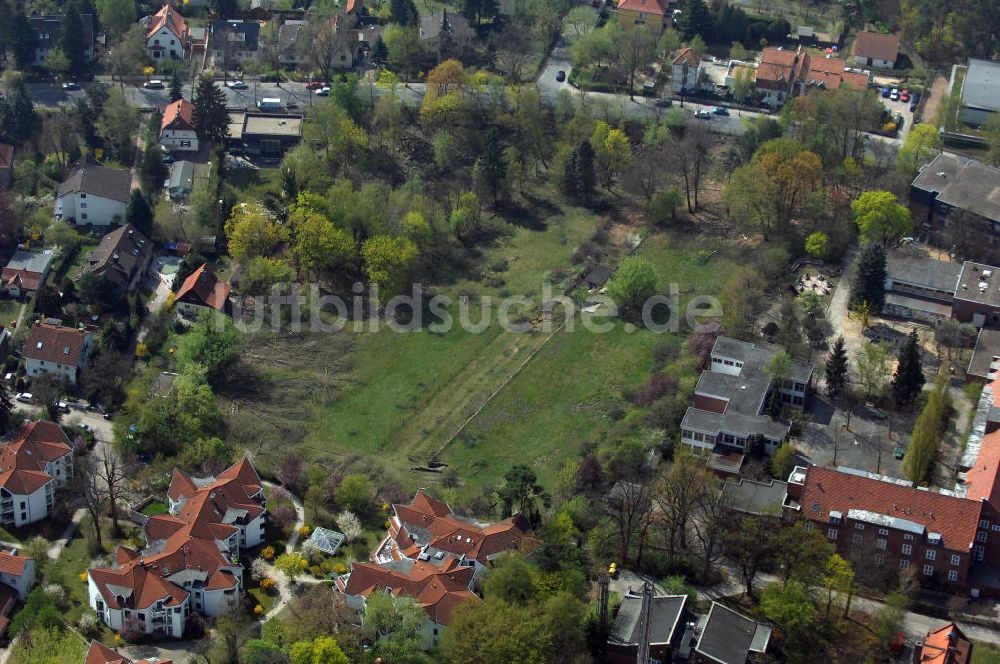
[
  {"left": 260, "top": 577, "right": 276, "bottom": 590},
  {"left": 298, "top": 525, "right": 312, "bottom": 537},
  {"left": 79, "top": 572, "right": 88, "bottom": 582},
  {"left": 334, "top": 562, "right": 347, "bottom": 574},
  {"left": 261, "top": 545, "right": 276, "bottom": 561},
  {"left": 135, "top": 342, "right": 148, "bottom": 359},
  {"left": 114, "top": 634, "right": 122, "bottom": 643},
  {"left": 254, "top": 604, "right": 264, "bottom": 615},
  {"left": 299, "top": 558, "right": 308, "bottom": 568}
]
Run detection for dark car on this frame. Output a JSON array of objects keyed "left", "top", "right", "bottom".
[
  {"left": 712, "top": 106, "right": 729, "bottom": 116},
  {"left": 556, "top": 70, "right": 566, "bottom": 82},
  {"left": 654, "top": 98, "right": 673, "bottom": 108},
  {"left": 161, "top": 153, "right": 175, "bottom": 164},
  {"left": 881, "top": 86, "right": 891, "bottom": 98}
]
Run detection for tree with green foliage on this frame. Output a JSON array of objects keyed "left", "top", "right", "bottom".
[
  {"left": 771, "top": 441, "right": 796, "bottom": 479},
  {"left": 873, "top": 592, "right": 909, "bottom": 653},
  {"left": 96, "top": 85, "right": 138, "bottom": 162},
  {"left": 474, "top": 129, "right": 508, "bottom": 204},
  {"left": 442, "top": 597, "right": 553, "bottom": 664},
  {"left": 498, "top": 464, "right": 547, "bottom": 520},
  {"left": 761, "top": 580, "right": 817, "bottom": 645},
  {"left": 337, "top": 474, "right": 373, "bottom": 513},
  {"left": 484, "top": 553, "right": 537, "bottom": 603},
  {"left": 61, "top": 6, "right": 86, "bottom": 77},
  {"left": 854, "top": 341, "right": 894, "bottom": 399},
  {"left": 97, "top": 0, "right": 135, "bottom": 40},
  {"left": 8, "top": 626, "right": 87, "bottom": 663},
  {"left": 44, "top": 48, "right": 70, "bottom": 80},
  {"left": 192, "top": 77, "right": 230, "bottom": 147},
  {"left": 290, "top": 209, "right": 357, "bottom": 277},
  {"left": 680, "top": 0, "right": 713, "bottom": 40},
  {"left": 176, "top": 310, "right": 242, "bottom": 383},
  {"left": 805, "top": 231, "right": 829, "bottom": 260},
  {"left": 852, "top": 191, "right": 913, "bottom": 248},
  {"left": 0, "top": 377, "right": 13, "bottom": 433},
  {"left": 289, "top": 636, "right": 350, "bottom": 664},
  {"left": 169, "top": 70, "right": 184, "bottom": 102},
  {"left": 462, "top": 0, "right": 498, "bottom": 26},
  {"left": 242, "top": 640, "right": 289, "bottom": 664},
  {"left": 125, "top": 189, "right": 154, "bottom": 236},
  {"left": 361, "top": 235, "right": 419, "bottom": 300},
  {"left": 225, "top": 203, "right": 287, "bottom": 261},
  {"left": 563, "top": 139, "right": 595, "bottom": 202},
  {"left": 822, "top": 553, "right": 855, "bottom": 618},
  {"left": 903, "top": 374, "right": 950, "bottom": 485},
  {"left": 826, "top": 336, "right": 849, "bottom": 398},
  {"left": 390, "top": 0, "right": 419, "bottom": 25},
  {"left": 11, "top": 11, "right": 37, "bottom": 71},
  {"left": 619, "top": 26, "right": 657, "bottom": 99},
  {"left": 107, "top": 24, "right": 147, "bottom": 83},
  {"left": 10, "top": 588, "right": 63, "bottom": 635},
  {"left": 304, "top": 102, "right": 367, "bottom": 171},
  {"left": 607, "top": 255, "right": 657, "bottom": 317},
  {"left": 850, "top": 242, "right": 887, "bottom": 313},
  {"left": 897, "top": 123, "right": 942, "bottom": 176},
  {"left": 647, "top": 188, "right": 684, "bottom": 226},
  {"left": 892, "top": 330, "right": 925, "bottom": 407},
  {"left": 365, "top": 593, "right": 427, "bottom": 659},
  {"left": 591, "top": 121, "right": 631, "bottom": 190},
  {"left": 383, "top": 25, "right": 424, "bottom": 80},
  {"left": 140, "top": 141, "right": 167, "bottom": 195}
]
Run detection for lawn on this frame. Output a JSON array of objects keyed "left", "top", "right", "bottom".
[
  {"left": 972, "top": 641, "right": 1000, "bottom": 664},
  {"left": 139, "top": 500, "right": 169, "bottom": 517},
  {"left": 0, "top": 516, "right": 70, "bottom": 545},
  {"left": 44, "top": 517, "right": 115, "bottom": 642}
]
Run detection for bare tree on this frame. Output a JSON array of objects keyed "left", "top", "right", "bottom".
[
  {"left": 301, "top": 10, "right": 354, "bottom": 83},
  {"left": 617, "top": 25, "right": 656, "bottom": 100},
  {"left": 652, "top": 455, "right": 706, "bottom": 560},
  {"left": 723, "top": 513, "right": 778, "bottom": 599},
  {"left": 492, "top": 24, "right": 535, "bottom": 83},
  {"left": 97, "top": 446, "right": 128, "bottom": 537},
  {"left": 41, "top": 110, "right": 80, "bottom": 172},
  {"left": 670, "top": 123, "right": 712, "bottom": 212},
  {"left": 72, "top": 455, "right": 105, "bottom": 551},
  {"left": 690, "top": 475, "right": 730, "bottom": 581},
  {"left": 605, "top": 479, "right": 653, "bottom": 566}
]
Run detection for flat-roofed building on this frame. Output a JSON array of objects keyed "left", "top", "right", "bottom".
[{"left": 226, "top": 112, "right": 302, "bottom": 162}]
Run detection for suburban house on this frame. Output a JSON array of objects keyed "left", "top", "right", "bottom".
[
  {"left": 24, "top": 322, "right": 92, "bottom": 384},
  {"left": 209, "top": 20, "right": 260, "bottom": 68},
  {"left": 755, "top": 46, "right": 870, "bottom": 108},
  {"left": 167, "top": 161, "right": 195, "bottom": 201},
  {"left": 679, "top": 337, "right": 813, "bottom": 465},
  {"left": 917, "top": 623, "right": 972, "bottom": 664},
  {"left": 174, "top": 263, "right": 231, "bottom": 316},
  {"left": 419, "top": 11, "right": 475, "bottom": 57},
  {"left": 28, "top": 14, "right": 94, "bottom": 66},
  {"left": 226, "top": 112, "right": 303, "bottom": 162},
  {"left": 882, "top": 252, "right": 961, "bottom": 323},
  {"left": 615, "top": 0, "right": 671, "bottom": 32},
  {"left": 339, "top": 558, "right": 478, "bottom": 648},
  {"left": 0, "top": 421, "right": 73, "bottom": 528},
  {"left": 160, "top": 99, "right": 198, "bottom": 152},
  {"left": 82, "top": 224, "right": 153, "bottom": 293},
  {"left": 956, "top": 58, "right": 1000, "bottom": 127},
  {"left": 952, "top": 261, "right": 1000, "bottom": 328},
  {"left": 671, "top": 48, "right": 703, "bottom": 94},
  {"left": 88, "top": 458, "right": 265, "bottom": 637},
  {"left": 692, "top": 602, "right": 772, "bottom": 664},
  {"left": 85, "top": 640, "right": 173, "bottom": 664},
  {"left": 910, "top": 154, "right": 1000, "bottom": 238},
  {"left": 55, "top": 158, "right": 131, "bottom": 227},
  {"left": 277, "top": 20, "right": 306, "bottom": 68},
  {"left": 2, "top": 250, "right": 52, "bottom": 297},
  {"left": 145, "top": 4, "right": 188, "bottom": 60},
  {"left": 607, "top": 590, "right": 687, "bottom": 664},
  {"left": 0, "top": 549, "right": 34, "bottom": 601},
  {"left": 0, "top": 144, "right": 13, "bottom": 188},
  {"left": 852, "top": 30, "right": 900, "bottom": 69}
]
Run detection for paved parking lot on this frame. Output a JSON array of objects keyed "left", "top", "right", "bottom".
[{"left": 798, "top": 397, "right": 909, "bottom": 478}]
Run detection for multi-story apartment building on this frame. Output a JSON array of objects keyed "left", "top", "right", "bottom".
[{"left": 0, "top": 421, "right": 73, "bottom": 527}]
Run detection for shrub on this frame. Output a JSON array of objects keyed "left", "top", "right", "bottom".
[
  {"left": 633, "top": 373, "right": 679, "bottom": 407},
  {"left": 260, "top": 577, "right": 276, "bottom": 591},
  {"left": 336, "top": 510, "right": 364, "bottom": 542},
  {"left": 261, "top": 545, "right": 276, "bottom": 561}
]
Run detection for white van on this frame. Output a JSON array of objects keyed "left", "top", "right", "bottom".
[{"left": 257, "top": 97, "right": 283, "bottom": 111}]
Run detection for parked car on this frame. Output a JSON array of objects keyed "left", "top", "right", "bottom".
[
  {"left": 143, "top": 80, "right": 164, "bottom": 89},
  {"left": 890, "top": 87, "right": 899, "bottom": 101},
  {"left": 556, "top": 70, "right": 566, "bottom": 82},
  {"left": 315, "top": 87, "right": 331, "bottom": 96},
  {"left": 305, "top": 80, "right": 326, "bottom": 90},
  {"left": 15, "top": 392, "right": 32, "bottom": 403},
  {"left": 694, "top": 109, "right": 711, "bottom": 119},
  {"left": 893, "top": 445, "right": 906, "bottom": 460},
  {"left": 61, "top": 82, "right": 80, "bottom": 90},
  {"left": 712, "top": 106, "right": 729, "bottom": 116},
  {"left": 909, "top": 91, "right": 921, "bottom": 112},
  {"left": 654, "top": 98, "right": 673, "bottom": 108},
  {"left": 226, "top": 80, "right": 248, "bottom": 90},
  {"left": 103, "top": 411, "right": 114, "bottom": 421},
  {"left": 161, "top": 153, "right": 175, "bottom": 164},
  {"left": 900, "top": 89, "right": 910, "bottom": 103},
  {"left": 55, "top": 400, "right": 69, "bottom": 414},
  {"left": 881, "top": 86, "right": 891, "bottom": 98}
]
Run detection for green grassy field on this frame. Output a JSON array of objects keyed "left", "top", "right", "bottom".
[{"left": 973, "top": 641, "right": 1000, "bottom": 664}]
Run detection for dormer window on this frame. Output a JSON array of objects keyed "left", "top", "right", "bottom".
[{"left": 828, "top": 511, "right": 842, "bottom": 526}]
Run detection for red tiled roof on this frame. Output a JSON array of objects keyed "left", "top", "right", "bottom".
[
  {"left": 0, "top": 420, "right": 72, "bottom": 496},
  {"left": 86, "top": 640, "right": 174, "bottom": 664},
  {"left": 919, "top": 623, "right": 972, "bottom": 664},
  {"left": 854, "top": 31, "right": 900, "bottom": 63},
  {"left": 799, "top": 466, "right": 982, "bottom": 551},
  {"left": 0, "top": 549, "right": 30, "bottom": 576},
  {"left": 88, "top": 561, "right": 189, "bottom": 611},
  {"left": 175, "top": 264, "right": 231, "bottom": 312},
  {"left": 161, "top": 99, "right": 195, "bottom": 134},
  {"left": 147, "top": 4, "right": 187, "bottom": 41},
  {"left": 1, "top": 268, "right": 43, "bottom": 292},
  {"left": 345, "top": 559, "right": 478, "bottom": 625},
  {"left": 672, "top": 47, "right": 701, "bottom": 67},
  {"left": 23, "top": 322, "right": 88, "bottom": 368},
  {"left": 616, "top": 0, "right": 670, "bottom": 16}
]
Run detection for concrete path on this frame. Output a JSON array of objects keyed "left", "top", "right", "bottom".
[
  {"left": 47, "top": 508, "right": 86, "bottom": 560},
  {"left": 258, "top": 481, "right": 306, "bottom": 622}
]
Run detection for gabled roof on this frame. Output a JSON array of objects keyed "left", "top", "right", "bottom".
[
  {"left": 0, "top": 549, "right": 30, "bottom": 576},
  {"left": 24, "top": 322, "right": 88, "bottom": 368},
  {"left": 86, "top": 640, "right": 172, "bottom": 664},
  {"left": 175, "top": 264, "right": 230, "bottom": 311},
  {"left": 57, "top": 157, "right": 131, "bottom": 203},
  {"left": 672, "top": 47, "right": 701, "bottom": 67},
  {"left": 161, "top": 99, "right": 195, "bottom": 134},
  {"left": 0, "top": 420, "right": 72, "bottom": 496},
  {"left": 757, "top": 47, "right": 800, "bottom": 86},
  {"left": 696, "top": 602, "right": 771, "bottom": 664},
  {"left": 617, "top": 0, "right": 670, "bottom": 16},
  {"left": 854, "top": 31, "right": 900, "bottom": 62},
  {"left": 2, "top": 250, "right": 52, "bottom": 292},
  {"left": 344, "top": 558, "right": 478, "bottom": 625},
  {"left": 210, "top": 20, "right": 260, "bottom": 52},
  {"left": 919, "top": 623, "right": 972, "bottom": 664},
  {"left": 83, "top": 224, "right": 152, "bottom": 291},
  {"left": 147, "top": 4, "right": 187, "bottom": 42}
]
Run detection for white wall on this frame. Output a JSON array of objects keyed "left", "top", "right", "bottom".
[
  {"left": 147, "top": 27, "right": 184, "bottom": 59},
  {"left": 1, "top": 560, "right": 34, "bottom": 599},
  {"left": 26, "top": 357, "right": 80, "bottom": 384},
  {"left": 242, "top": 514, "right": 265, "bottom": 549},
  {"left": 162, "top": 129, "right": 198, "bottom": 152},
  {"left": 4, "top": 486, "right": 52, "bottom": 527},
  {"left": 56, "top": 192, "right": 127, "bottom": 227}
]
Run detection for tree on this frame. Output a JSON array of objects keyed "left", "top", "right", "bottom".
[
  {"left": 822, "top": 553, "right": 855, "bottom": 618},
  {"left": 873, "top": 592, "right": 909, "bottom": 653},
  {"left": 852, "top": 191, "right": 913, "bottom": 248},
  {"left": 805, "top": 231, "right": 829, "bottom": 260},
  {"left": 483, "top": 554, "right": 537, "bottom": 603},
  {"left": 72, "top": 454, "right": 105, "bottom": 551},
  {"left": 289, "top": 636, "right": 349, "bottom": 664},
  {"left": 61, "top": 6, "right": 86, "bottom": 77},
  {"left": 892, "top": 330, "right": 925, "bottom": 407},
  {"left": 826, "top": 336, "right": 849, "bottom": 398},
  {"left": 618, "top": 26, "right": 656, "bottom": 99},
  {"left": 474, "top": 129, "right": 508, "bottom": 204},
  {"left": 8, "top": 626, "right": 86, "bottom": 663},
  {"left": 11, "top": 11, "right": 37, "bottom": 71},
  {"left": 106, "top": 24, "right": 146, "bottom": 83},
  {"left": 903, "top": 374, "right": 950, "bottom": 485},
  {"left": 498, "top": 464, "right": 546, "bottom": 519},
  {"left": 140, "top": 142, "right": 167, "bottom": 196},
  {"left": 361, "top": 235, "right": 419, "bottom": 301},
  {"left": 607, "top": 255, "right": 657, "bottom": 317},
  {"left": 591, "top": 121, "right": 631, "bottom": 190},
  {"left": 176, "top": 311, "right": 242, "bottom": 383},
  {"left": 854, "top": 341, "right": 894, "bottom": 399},
  {"left": 897, "top": 123, "right": 942, "bottom": 176},
  {"left": 390, "top": 0, "right": 419, "bottom": 25},
  {"left": 563, "top": 139, "right": 595, "bottom": 202},
  {"left": 606, "top": 479, "right": 653, "bottom": 566},
  {"left": 851, "top": 242, "right": 887, "bottom": 313},
  {"left": 462, "top": 0, "right": 498, "bottom": 26},
  {"left": 493, "top": 25, "right": 536, "bottom": 83},
  {"left": 653, "top": 456, "right": 709, "bottom": 561},
  {"left": 731, "top": 64, "right": 755, "bottom": 104},
  {"left": 275, "top": 552, "right": 307, "bottom": 581},
  {"left": 0, "top": 379, "right": 12, "bottom": 432},
  {"left": 365, "top": 593, "right": 426, "bottom": 658},
  {"left": 98, "top": 447, "right": 128, "bottom": 536},
  {"left": 44, "top": 48, "right": 70, "bottom": 80},
  {"left": 192, "top": 77, "right": 229, "bottom": 147},
  {"left": 304, "top": 102, "right": 367, "bottom": 171},
  {"left": 442, "top": 598, "right": 553, "bottom": 664},
  {"left": 760, "top": 580, "right": 817, "bottom": 644},
  {"left": 169, "top": 70, "right": 183, "bottom": 102},
  {"left": 724, "top": 514, "right": 776, "bottom": 598},
  {"left": 96, "top": 86, "right": 138, "bottom": 162},
  {"left": 647, "top": 188, "right": 684, "bottom": 226},
  {"left": 564, "top": 6, "right": 597, "bottom": 42},
  {"left": 97, "top": 0, "right": 134, "bottom": 40},
  {"left": 383, "top": 25, "right": 424, "bottom": 80},
  {"left": 771, "top": 442, "right": 796, "bottom": 479},
  {"left": 125, "top": 189, "right": 154, "bottom": 236},
  {"left": 301, "top": 11, "right": 354, "bottom": 86},
  {"left": 337, "top": 474, "right": 372, "bottom": 513},
  {"left": 680, "top": 0, "right": 713, "bottom": 39},
  {"left": 225, "top": 203, "right": 287, "bottom": 261},
  {"left": 289, "top": 206, "right": 357, "bottom": 276}
]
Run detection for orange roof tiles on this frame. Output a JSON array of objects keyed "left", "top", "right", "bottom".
[
  {"left": 345, "top": 559, "right": 478, "bottom": 625},
  {"left": 175, "top": 264, "right": 231, "bottom": 312},
  {"left": 23, "top": 322, "right": 88, "bottom": 368},
  {"left": 672, "top": 47, "right": 701, "bottom": 67},
  {"left": 147, "top": 4, "right": 187, "bottom": 42},
  {"left": 0, "top": 550, "right": 30, "bottom": 576},
  {"left": 0, "top": 420, "right": 71, "bottom": 496},
  {"left": 161, "top": 99, "right": 195, "bottom": 134},
  {"left": 86, "top": 640, "right": 174, "bottom": 664},
  {"left": 919, "top": 623, "right": 972, "bottom": 664},
  {"left": 799, "top": 466, "right": 982, "bottom": 551},
  {"left": 616, "top": 0, "right": 670, "bottom": 16}
]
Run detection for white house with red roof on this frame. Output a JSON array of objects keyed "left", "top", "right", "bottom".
[
  {"left": 174, "top": 264, "right": 231, "bottom": 317},
  {"left": 85, "top": 640, "right": 173, "bottom": 664},
  {"left": 24, "top": 321, "right": 93, "bottom": 385},
  {"left": 671, "top": 48, "right": 703, "bottom": 94},
  {"left": 146, "top": 4, "right": 187, "bottom": 60},
  {"left": 0, "top": 420, "right": 72, "bottom": 528},
  {"left": 160, "top": 100, "right": 198, "bottom": 153},
  {"left": 88, "top": 458, "right": 265, "bottom": 637},
  {"left": 0, "top": 549, "right": 35, "bottom": 600}
]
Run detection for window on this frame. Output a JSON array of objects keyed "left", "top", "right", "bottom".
[
  {"left": 878, "top": 528, "right": 889, "bottom": 536},
  {"left": 875, "top": 554, "right": 884, "bottom": 565},
  {"left": 79, "top": 203, "right": 86, "bottom": 209},
  {"left": 901, "top": 544, "right": 912, "bottom": 555},
  {"left": 926, "top": 550, "right": 936, "bottom": 561},
  {"left": 852, "top": 533, "right": 863, "bottom": 544},
  {"left": 854, "top": 523, "right": 865, "bottom": 530},
  {"left": 948, "top": 570, "right": 959, "bottom": 582},
  {"left": 923, "top": 565, "right": 934, "bottom": 576},
  {"left": 803, "top": 523, "right": 814, "bottom": 532},
  {"left": 81, "top": 213, "right": 87, "bottom": 220},
  {"left": 992, "top": 525, "right": 1000, "bottom": 532},
  {"left": 811, "top": 502, "right": 820, "bottom": 512},
  {"left": 899, "top": 560, "right": 909, "bottom": 569},
  {"left": 828, "top": 528, "right": 838, "bottom": 540},
  {"left": 977, "top": 531, "right": 988, "bottom": 543},
  {"left": 876, "top": 539, "right": 887, "bottom": 550},
  {"left": 80, "top": 193, "right": 86, "bottom": 199},
  {"left": 981, "top": 519, "right": 990, "bottom": 529},
  {"left": 951, "top": 555, "right": 961, "bottom": 566},
  {"left": 904, "top": 534, "right": 914, "bottom": 540}
]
